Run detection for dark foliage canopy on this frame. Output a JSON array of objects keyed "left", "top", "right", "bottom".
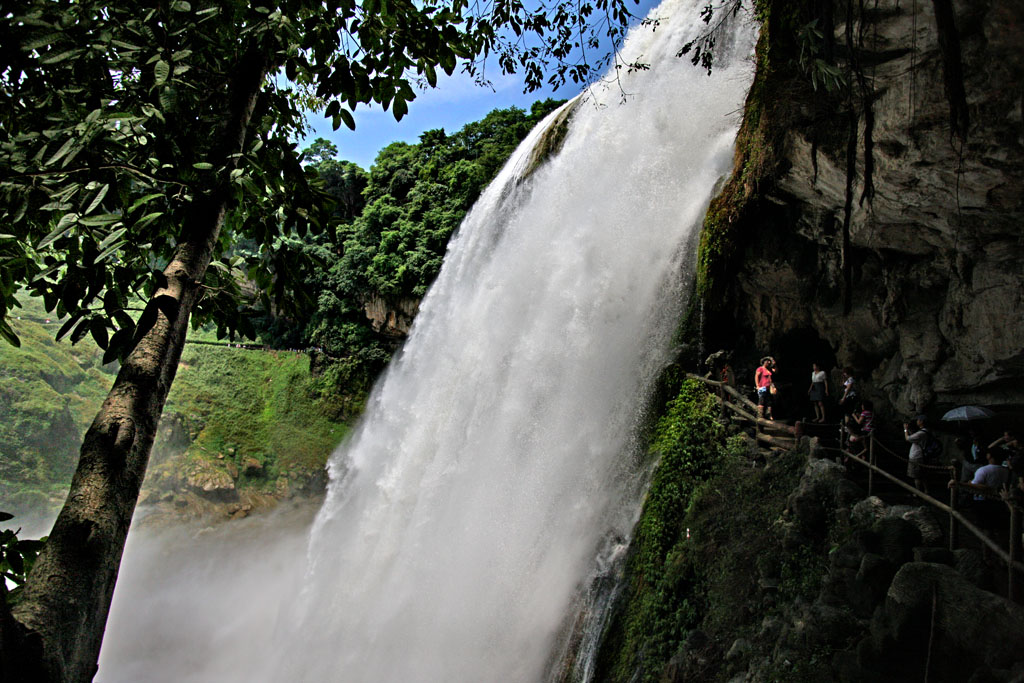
[{"left": 0, "top": 0, "right": 644, "bottom": 360}]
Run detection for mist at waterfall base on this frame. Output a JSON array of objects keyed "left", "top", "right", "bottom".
[{"left": 97, "top": 3, "right": 755, "bottom": 680}]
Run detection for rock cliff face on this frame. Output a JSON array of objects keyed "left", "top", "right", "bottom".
[
  {"left": 715, "top": 0, "right": 1024, "bottom": 416},
  {"left": 362, "top": 293, "right": 420, "bottom": 338}
]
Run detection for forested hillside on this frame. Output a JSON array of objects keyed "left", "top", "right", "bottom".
[
  {"left": 266, "top": 99, "right": 565, "bottom": 390},
  {"left": 0, "top": 100, "right": 565, "bottom": 533},
  {"left": 0, "top": 299, "right": 114, "bottom": 536}
]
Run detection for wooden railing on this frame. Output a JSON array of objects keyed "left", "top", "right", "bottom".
[
  {"left": 685, "top": 372, "right": 1024, "bottom": 601},
  {"left": 684, "top": 373, "right": 798, "bottom": 450},
  {"left": 845, "top": 433, "right": 1023, "bottom": 601}
]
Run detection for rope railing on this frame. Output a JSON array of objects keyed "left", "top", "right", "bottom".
[
  {"left": 870, "top": 433, "right": 953, "bottom": 471},
  {"left": 685, "top": 372, "right": 1023, "bottom": 601},
  {"left": 844, "top": 433, "right": 1023, "bottom": 602}
]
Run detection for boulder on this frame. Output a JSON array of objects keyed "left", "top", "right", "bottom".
[
  {"left": 852, "top": 552, "right": 896, "bottom": 617},
  {"left": 912, "top": 547, "right": 954, "bottom": 566},
  {"left": 185, "top": 460, "right": 237, "bottom": 501},
  {"left": 872, "top": 517, "right": 921, "bottom": 567},
  {"left": 725, "top": 638, "right": 753, "bottom": 662},
  {"left": 834, "top": 478, "right": 865, "bottom": 508},
  {"left": 857, "top": 563, "right": 1024, "bottom": 682},
  {"left": 897, "top": 507, "right": 944, "bottom": 546},
  {"left": 953, "top": 548, "right": 993, "bottom": 591},
  {"left": 243, "top": 457, "right": 263, "bottom": 477},
  {"left": 785, "top": 458, "right": 846, "bottom": 543},
  {"left": 851, "top": 496, "right": 888, "bottom": 527}
]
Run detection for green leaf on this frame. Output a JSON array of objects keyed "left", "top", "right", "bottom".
[
  {"left": 103, "top": 328, "right": 132, "bottom": 365},
  {"left": 21, "top": 32, "right": 64, "bottom": 52},
  {"left": 12, "top": 197, "right": 28, "bottom": 223},
  {"left": 154, "top": 60, "right": 170, "bottom": 85},
  {"left": 70, "top": 316, "right": 92, "bottom": 344},
  {"left": 78, "top": 214, "right": 121, "bottom": 227},
  {"left": 159, "top": 87, "right": 176, "bottom": 111},
  {"left": 83, "top": 184, "right": 110, "bottom": 215},
  {"left": 55, "top": 313, "right": 83, "bottom": 342},
  {"left": 339, "top": 109, "right": 356, "bottom": 130},
  {"left": 36, "top": 214, "right": 79, "bottom": 250},
  {"left": 135, "top": 211, "right": 164, "bottom": 228},
  {"left": 0, "top": 512, "right": 13, "bottom": 523},
  {"left": 94, "top": 240, "right": 126, "bottom": 264},
  {"left": 39, "top": 49, "right": 81, "bottom": 64},
  {"left": 114, "top": 310, "right": 134, "bottom": 331},
  {"left": 393, "top": 98, "right": 408, "bottom": 121},
  {"left": 0, "top": 319, "right": 20, "bottom": 348},
  {"left": 128, "top": 193, "right": 164, "bottom": 213},
  {"left": 45, "top": 137, "right": 76, "bottom": 166},
  {"left": 38, "top": 202, "right": 72, "bottom": 212},
  {"left": 98, "top": 227, "right": 128, "bottom": 251},
  {"left": 192, "top": 162, "right": 214, "bottom": 170},
  {"left": 90, "top": 318, "right": 109, "bottom": 350}
]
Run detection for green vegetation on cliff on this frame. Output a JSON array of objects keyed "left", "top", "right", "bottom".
[
  {"left": 0, "top": 305, "right": 114, "bottom": 529},
  {"left": 592, "top": 379, "right": 825, "bottom": 682},
  {"left": 149, "top": 344, "right": 351, "bottom": 497},
  {"left": 0, "top": 298, "right": 355, "bottom": 528},
  {"left": 261, "top": 100, "right": 567, "bottom": 392},
  {"left": 594, "top": 379, "right": 736, "bottom": 679}
]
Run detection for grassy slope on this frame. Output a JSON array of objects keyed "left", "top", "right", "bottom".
[
  {"left": 0, "top": 299, "right": 114, "bottom": 529},
  {"left": 158, "top": 344, "right": 350, "bottom": 491},
  {"left": 0, "top": 295, "right": 351, "bottom": 532}
]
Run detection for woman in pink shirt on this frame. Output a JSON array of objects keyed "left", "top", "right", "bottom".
[{"left": 754, "top": 356, "right": 776, "bottom": 420}]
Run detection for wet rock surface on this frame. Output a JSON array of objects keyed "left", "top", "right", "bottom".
[
  {"left": 727, "top": 454, "right": 1022, "bottom": 683},
  {"left": 721, "top": 0, "right": 1024, "bottom": 416}
]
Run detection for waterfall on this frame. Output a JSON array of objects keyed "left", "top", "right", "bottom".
[{"left": 97, "top": 1, "right": 755, "bottom": 680}]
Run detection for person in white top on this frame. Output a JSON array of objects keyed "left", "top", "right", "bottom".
[
  {"left": 904, "top": 417, "right": 930, "bottom": 494},
  {"left": 807, "top": 362, "right": 828, "bottom": 423},
  {"left": 948, "top": 450, "right": 1010, "bottom": 527},
  {"left": 967, "top": 451, "right": 1011, "bottom": 497}
]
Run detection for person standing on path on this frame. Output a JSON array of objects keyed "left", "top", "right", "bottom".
[
  {"left": 905, "top": 416, "right": 930, "bottom": 494},
  {"left": 755, "top": 356, "right": 776, "bottom": 421},
  {"left": 839, "top": 367, "right": 858, "bottom": 416},
  {"left": 807, "top": 362, "right": 828, "bottom": 423}
]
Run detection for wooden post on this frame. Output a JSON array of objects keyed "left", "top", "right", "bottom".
[
  {"left": 755, "top": 395, "right": 761, "bottom": 439},
  {"left": 1010, "top": 503, "right": 1020, "bottom": 602},
  {"left": 948, "top": 478, "right": 959, "bottom": 552},
  {"left": 867, "top": 432, "right": 875, "bottom": 496}
]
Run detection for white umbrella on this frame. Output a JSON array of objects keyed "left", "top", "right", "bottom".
[{"left": 941, "top": 405, "right": 995, "bottom": 421}]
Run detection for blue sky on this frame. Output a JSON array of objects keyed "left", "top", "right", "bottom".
[
  {"left": 298, "top": 0, "right": 662, "bottom": 169},
  {"left": 299, "top": 69, "right": 578, "bottom": 169}
]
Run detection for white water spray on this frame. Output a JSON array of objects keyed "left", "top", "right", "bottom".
[{"left": 98, "top": 2, "right": 755, "bottom": 680}]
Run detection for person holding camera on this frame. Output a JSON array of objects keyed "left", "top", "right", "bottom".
[{"left": 904, "top": 417, "right": 930, "bottom": 493}]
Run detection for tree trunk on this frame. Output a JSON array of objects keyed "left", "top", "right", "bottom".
[{"left": 2, "top": 51, "right": 268, "bottom": 683}]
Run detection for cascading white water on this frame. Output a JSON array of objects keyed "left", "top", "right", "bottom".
[{"left": 97, "top": 2, "right": 755, "bottom": 680}]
